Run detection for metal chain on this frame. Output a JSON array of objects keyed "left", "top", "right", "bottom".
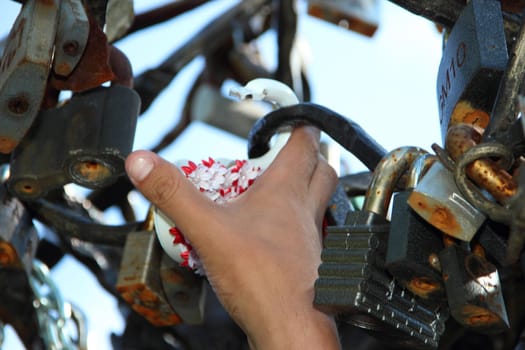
[{"left": 29, "top": 260, "right": 88, "bottom": 350}]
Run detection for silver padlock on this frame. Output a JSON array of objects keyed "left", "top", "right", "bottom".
[
  {"left": 408, "top": 161, "right": 486, "bottom": 241},
  {"left": 0, "top": 0, "right": 60, "bottom": 154}
]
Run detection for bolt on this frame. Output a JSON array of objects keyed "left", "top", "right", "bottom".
[
  {"left": 62, "top": 40, "right": 80, "bottom": 56},
  {"left": 7, "top": 95, "right": 29, "bottom": 114}
]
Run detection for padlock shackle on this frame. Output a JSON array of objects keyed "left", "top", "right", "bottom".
[
  {"left": 363, "top": 147, "right": 426, "bottom": 217},
  {"left": 246, "top": 103, "right": 387, "bottom": 171},
  {"left": 406, "top": 153, "right": 437, "bottom": 190}
]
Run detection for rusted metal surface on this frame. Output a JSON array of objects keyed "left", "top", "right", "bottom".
[
  {"left": 9, "top": 84, "right": 139, "bottom": 199},
  {"left": 408, "top": 161, "right": 486, "bottom": 241},
  {"left": 440, "top": 244, "right": 509, "bottom": 332},
  {"left": 407, "top": 276, "right": 442, "bottom": 299},
  {"left": 160, "top": 254, "right": 206, "bottom": 325},
  {"left": 52, "top": 0, "right": 89, "bottom": 77},
  {"left": 0, "top": 0, "right": 60, "bottom": 154},
  {"left": 363, "top": 146, "right": 426, "bottom": 216},
  {"left": 446, "top": 123, "right": 517, "bottom": 203},
  {"left": 116, "top": 231, "right": 183, "bottom": 327},
  {"left": 49, "top": 11, "right": 114, "bottom": 92}
]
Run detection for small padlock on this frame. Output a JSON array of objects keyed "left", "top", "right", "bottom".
[
  {"left": 116, "top": 229, "right": 182, "bottom": 327},
  {"left": 315, "top": 147, "right": 447, "bottom": 349},
  {"left": 0, "top": 0, "right": 60, "bottom": 153},
  {"left": 436, "top": 0, "right": 508, "bottom": 143},
  {"left": 8, "top": 85, "right": 140, "bottom": 199},
  {"left": 408, "top": 161, "right": 486, "bottom": 242},
  {"left": 117, "top": 209, "right": 206, "bottom": 326},
  {"left": 386, "top": 154, "right": 446, "bottom": 301},
  {"left": 439, "top": 242, "right": 509, "bottom": 333}
]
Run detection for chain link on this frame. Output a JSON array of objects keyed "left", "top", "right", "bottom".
[{"left": 29, "top": 260, "right": 88, "bottom": 350}]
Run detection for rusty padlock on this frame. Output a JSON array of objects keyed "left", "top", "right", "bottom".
[
  {"left": 116, "top": 208, "right": 206, "bottom": 326},
  {"left": 408, "top": 161, "right": 487, "bottom": 242},
  {"left": 52, "top": 0, "right": 90, "bottom": 77},
  {"left": 439, "top": 241, "right": 509, "bottom": 333},
  {"left": 315, "top": 147, "right": 448, "bottom": 349},
  {"left": 386, "top": 154, "right": 446, "bottom": 301},
  {"left": 436, "top": 0, "right": 508, "bottom": 143},
  {"left": 8, "top": 84, "right": 140, "bottom": 200},
  {"left": 0, "top": 0, "right": 60, "bottom": 154}
]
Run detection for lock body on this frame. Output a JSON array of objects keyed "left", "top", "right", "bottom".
[
  {"left": 439, "top": 244, "right": 509, "bottom": 333},
  {"left": 0, "top": 0, "right": 60, "bottom": 153},
  {"left": 408, "top": 161, "right": 486, "bottom": 241},
  {"left": 386, "top": 191, "right": 445, "bottom": 300},
  {"left": 436, "top": 0, "right": 507, "bottom": 142},
  {"left": 117, "top": 230, "right": 183, "bottom": 327},
  {"left": 315, "top": 211, "right": 447, "bottom": 349},
  {"left": 9, "top": 85, "right": 140, "bottom": 199}
]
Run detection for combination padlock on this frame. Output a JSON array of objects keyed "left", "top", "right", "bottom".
[
  {"left": 436, "top": 0, "right": 508, "bottom": 143},
  {"left": 315, "top": 147, "right": 448, "bottom": 349},
  {"left": 8, "top": 84, "right": 140, "bottom": 200},
  {"left": 439, "top": 241, "right": 509, "bottom": 333},
  {"left": 386, "top": 154, "right": 446, "bottom": 301}
]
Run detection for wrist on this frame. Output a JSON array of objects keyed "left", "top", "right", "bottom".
[{"left": 246, "top": 304, "right": 340, "bottom": 350}]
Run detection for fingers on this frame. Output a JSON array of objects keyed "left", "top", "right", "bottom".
[
  {"left": 125, "top": 150, "right": 217, "bottom": 244},
  {"left": 263, "top": 126, "right": 321, "bottom": 190},
  {"left": 308, "top": 156, "right": 338, "bottom": 223}
]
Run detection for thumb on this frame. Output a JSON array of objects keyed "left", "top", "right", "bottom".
[{"left": 125, "top": 150, "right": 216, "bottom": 243}]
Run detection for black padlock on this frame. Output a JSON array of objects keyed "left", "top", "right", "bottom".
[
  {"left": 386, "top": 154, "right": 445, "bottom": 300},
  {"left": 8, "top": 85, "right": 140, "bottom": 200},
  {"left": 436, "top": 0, "right": 507, "bottom": 142},
  {"left": 315, "top": 147, "right": 448, "bottom": 349},
  {"left": 439, "top": 243, "right": 509, "bottom": 333},
  {"left": 386, "top": 190, "right": 445, "bottom": 301}
]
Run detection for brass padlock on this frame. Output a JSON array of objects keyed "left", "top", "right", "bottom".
[
  {"left": 408, "top": 161, "right": 486, "bottom": 242},
  {"left": 9, "top": 85, "right": 140, "bottom": 200}
]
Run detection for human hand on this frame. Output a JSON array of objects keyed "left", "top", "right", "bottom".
[{"left": 125, "top": 126, "right": 341, "bottom": 349}]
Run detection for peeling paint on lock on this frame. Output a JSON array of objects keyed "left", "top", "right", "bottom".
[
  {"left": 408, "top": 161, "right": 486, "bottom": 241},
  {"left": 0, "top": 0, "right": 60, "bottom": 153}
]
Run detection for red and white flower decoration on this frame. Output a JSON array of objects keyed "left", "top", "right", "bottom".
[{"left": 157, "top": 157, "right": 263, "bottom": 275}]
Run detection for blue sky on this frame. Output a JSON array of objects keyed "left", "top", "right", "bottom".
[{"left": 0, "top": 1, "right": 442, "bottom": 348}]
